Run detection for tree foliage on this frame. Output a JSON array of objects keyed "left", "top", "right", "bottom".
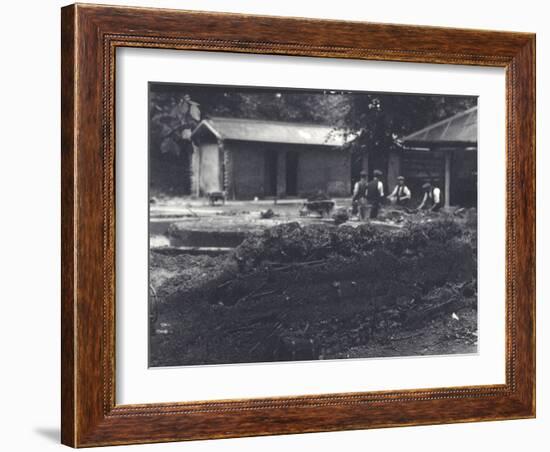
[
  {"left": 150, "top": 84, "right": 475, "bottom": 160},
  {"left": 344, "top": 93, "right": 476, "bottom": 155},
  {"left": 149, "top": 92, "right": 201, "bottom": 157}
]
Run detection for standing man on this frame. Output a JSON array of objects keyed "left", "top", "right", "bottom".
[
  {"left": 418, "top": 181, "right": 442, "bottom": 212},
  {"left": 352, "top": 170, "right": 369, "bottom": 220},
  {"left": 387, "top": 175, "right": 411, "bottom": 207},
  {"left": 366, "top": 169, "right": 384, "bottom": 219}
]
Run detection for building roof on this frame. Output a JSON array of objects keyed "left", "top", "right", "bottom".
[
  {"left": 191, "top": 117, "right": 357, "bottom": 147},
  {"left": 397, "top": 106, "right": 477, "bottom": 149}
]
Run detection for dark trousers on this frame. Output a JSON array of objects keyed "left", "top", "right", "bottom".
[
  {"left": 369, "top": 201, "right": 380, "bottom": 219},
  {"left": 422, "top": 201, "right": 442, "bottom": 212},
  {"left": 357, "top": 198, "right": 368, "bottom": 220}
]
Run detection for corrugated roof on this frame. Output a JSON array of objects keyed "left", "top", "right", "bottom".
[
  {"left": 191, "top": 117, "right": 356, "bottom": 147},
  {"left": 398, "top": 106, "right": 477, "bottom": 148}
]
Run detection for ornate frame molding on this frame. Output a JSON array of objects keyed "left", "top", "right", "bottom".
[{"left": 62, "top": 4, "right": 535, "bottom": 447}]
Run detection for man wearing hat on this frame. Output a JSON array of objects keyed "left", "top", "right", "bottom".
[
  {"left": 387, "top": 176, "right": 411, "bottom": 207},
  {"left": 366, "top": 169, "right": 384, "bottom": 219},
  {"left": 352, "top": 170, "right": 369, "bottom": 220},
  {"left": 418, "top": 181, "right": 442, "bottom": 212}
]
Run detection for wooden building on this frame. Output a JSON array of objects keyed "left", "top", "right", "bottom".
[
  {"left": 190, "top": 117, "right": 356, "bottom": 200},
  {"left": 395, "top": 106, "right": 478, "bottom": 208}
]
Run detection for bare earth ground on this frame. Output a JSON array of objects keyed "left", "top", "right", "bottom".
[{"left": 149, "top": 198, "right": 478, "bottom": 367}]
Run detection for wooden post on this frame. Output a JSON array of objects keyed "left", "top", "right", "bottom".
[
  {"left": 218, "top": 141, "right": 225, "bottom": 193},
  {"left": 387, "top": 150, "right": 401, "bottom": 193},
  {"left": 277, "top": 150, "right": 287, "bottom": 198},
  {"left": 444, "top": 151, "right": 451, "bottom": 208},
  {"left": 191, "top": 142, "right": 201, "bottom": 197},
  {"left": 362, "top": 153, "right": 369, "bottom": 176}
]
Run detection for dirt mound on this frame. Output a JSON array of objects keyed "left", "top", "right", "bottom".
[
  {"left": 234, "top": 218, "right": 465, "bottom": 270},
  {"left": 149, "top": 218, "right": 477, "bottom": 367}
]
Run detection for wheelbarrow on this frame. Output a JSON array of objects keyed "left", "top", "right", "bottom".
[{"left": 207, "top": 191, "right": 226, "bottom": 205}]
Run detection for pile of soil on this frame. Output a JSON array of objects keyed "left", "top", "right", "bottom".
[{"left": 149, "top": 217, "right": 477, "bottom": 367}]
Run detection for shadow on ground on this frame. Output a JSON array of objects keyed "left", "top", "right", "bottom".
[{"left": 34, "top": 427, "right": 59, "bottom": 443}]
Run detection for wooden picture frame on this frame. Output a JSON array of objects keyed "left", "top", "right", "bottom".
[{"left": 61, "top": 3, "right": 535, "bottom": 447}]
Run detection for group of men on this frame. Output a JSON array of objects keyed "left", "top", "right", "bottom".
[{"left": 351, "top": 170, "right": 442, "bottom": 220}]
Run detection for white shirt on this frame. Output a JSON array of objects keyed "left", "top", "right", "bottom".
[
  {"left": 420, "top": 187, "right": 441, "bottom": 207},
  {"left": 431, "top": 187, "right": 441, "bottom": 204},
  {"left": 352, "top": 181, "right": 364, "bottom": 197},
  {"left": 389, "top": 184, "right": 411, "bottom": 200},
  {"left": 353, "top": 180, "right": 384, "bottom": 197},
  {"left": 377, "top": 180, "right": 384, "bottom": 197}
]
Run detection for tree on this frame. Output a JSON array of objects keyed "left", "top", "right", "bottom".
[
  {"left": 149, "top": 92, "right": 201, "bottom": 157},
  {"left": 344, "top": 93, "right": 476, "bottom": 153},
  {"left": 332, "top": 93, "right": 476, "bottom": 182},
  {"left": 149, "top": 92, "right": 201, "bottom": 195}
]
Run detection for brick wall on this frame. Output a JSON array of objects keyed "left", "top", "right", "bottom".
[
  {"left": 212, "top": 141, "right": 351, "bottom": 200},
  {"left": 296, "top": 147, "right": 351, "bottom": 197}
]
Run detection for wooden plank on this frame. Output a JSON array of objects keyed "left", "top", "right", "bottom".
[
  {"left": 444, "top": 151, "right": 452, "bottom": 208},
  {"left": 60, "top": 4, "right": 76, "bottom": 447}
]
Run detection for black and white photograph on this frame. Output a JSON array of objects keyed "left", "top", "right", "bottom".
[{"left": 148, "top": 83, "right": 478, "bottom": 367}]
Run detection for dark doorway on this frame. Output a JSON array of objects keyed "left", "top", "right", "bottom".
[
  {"left": 285, "top": 151, "right": 299, "bottom": 196},
  {"left": 450, "top": 150, "right": 478, "bottom": 207},
  {"left": 264, "top": 150, "right": 278, "bottom": 197}
]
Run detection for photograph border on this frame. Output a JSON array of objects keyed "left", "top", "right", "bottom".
[{"left": 61, "top": 3, "right": 535, "bottom": 447}]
